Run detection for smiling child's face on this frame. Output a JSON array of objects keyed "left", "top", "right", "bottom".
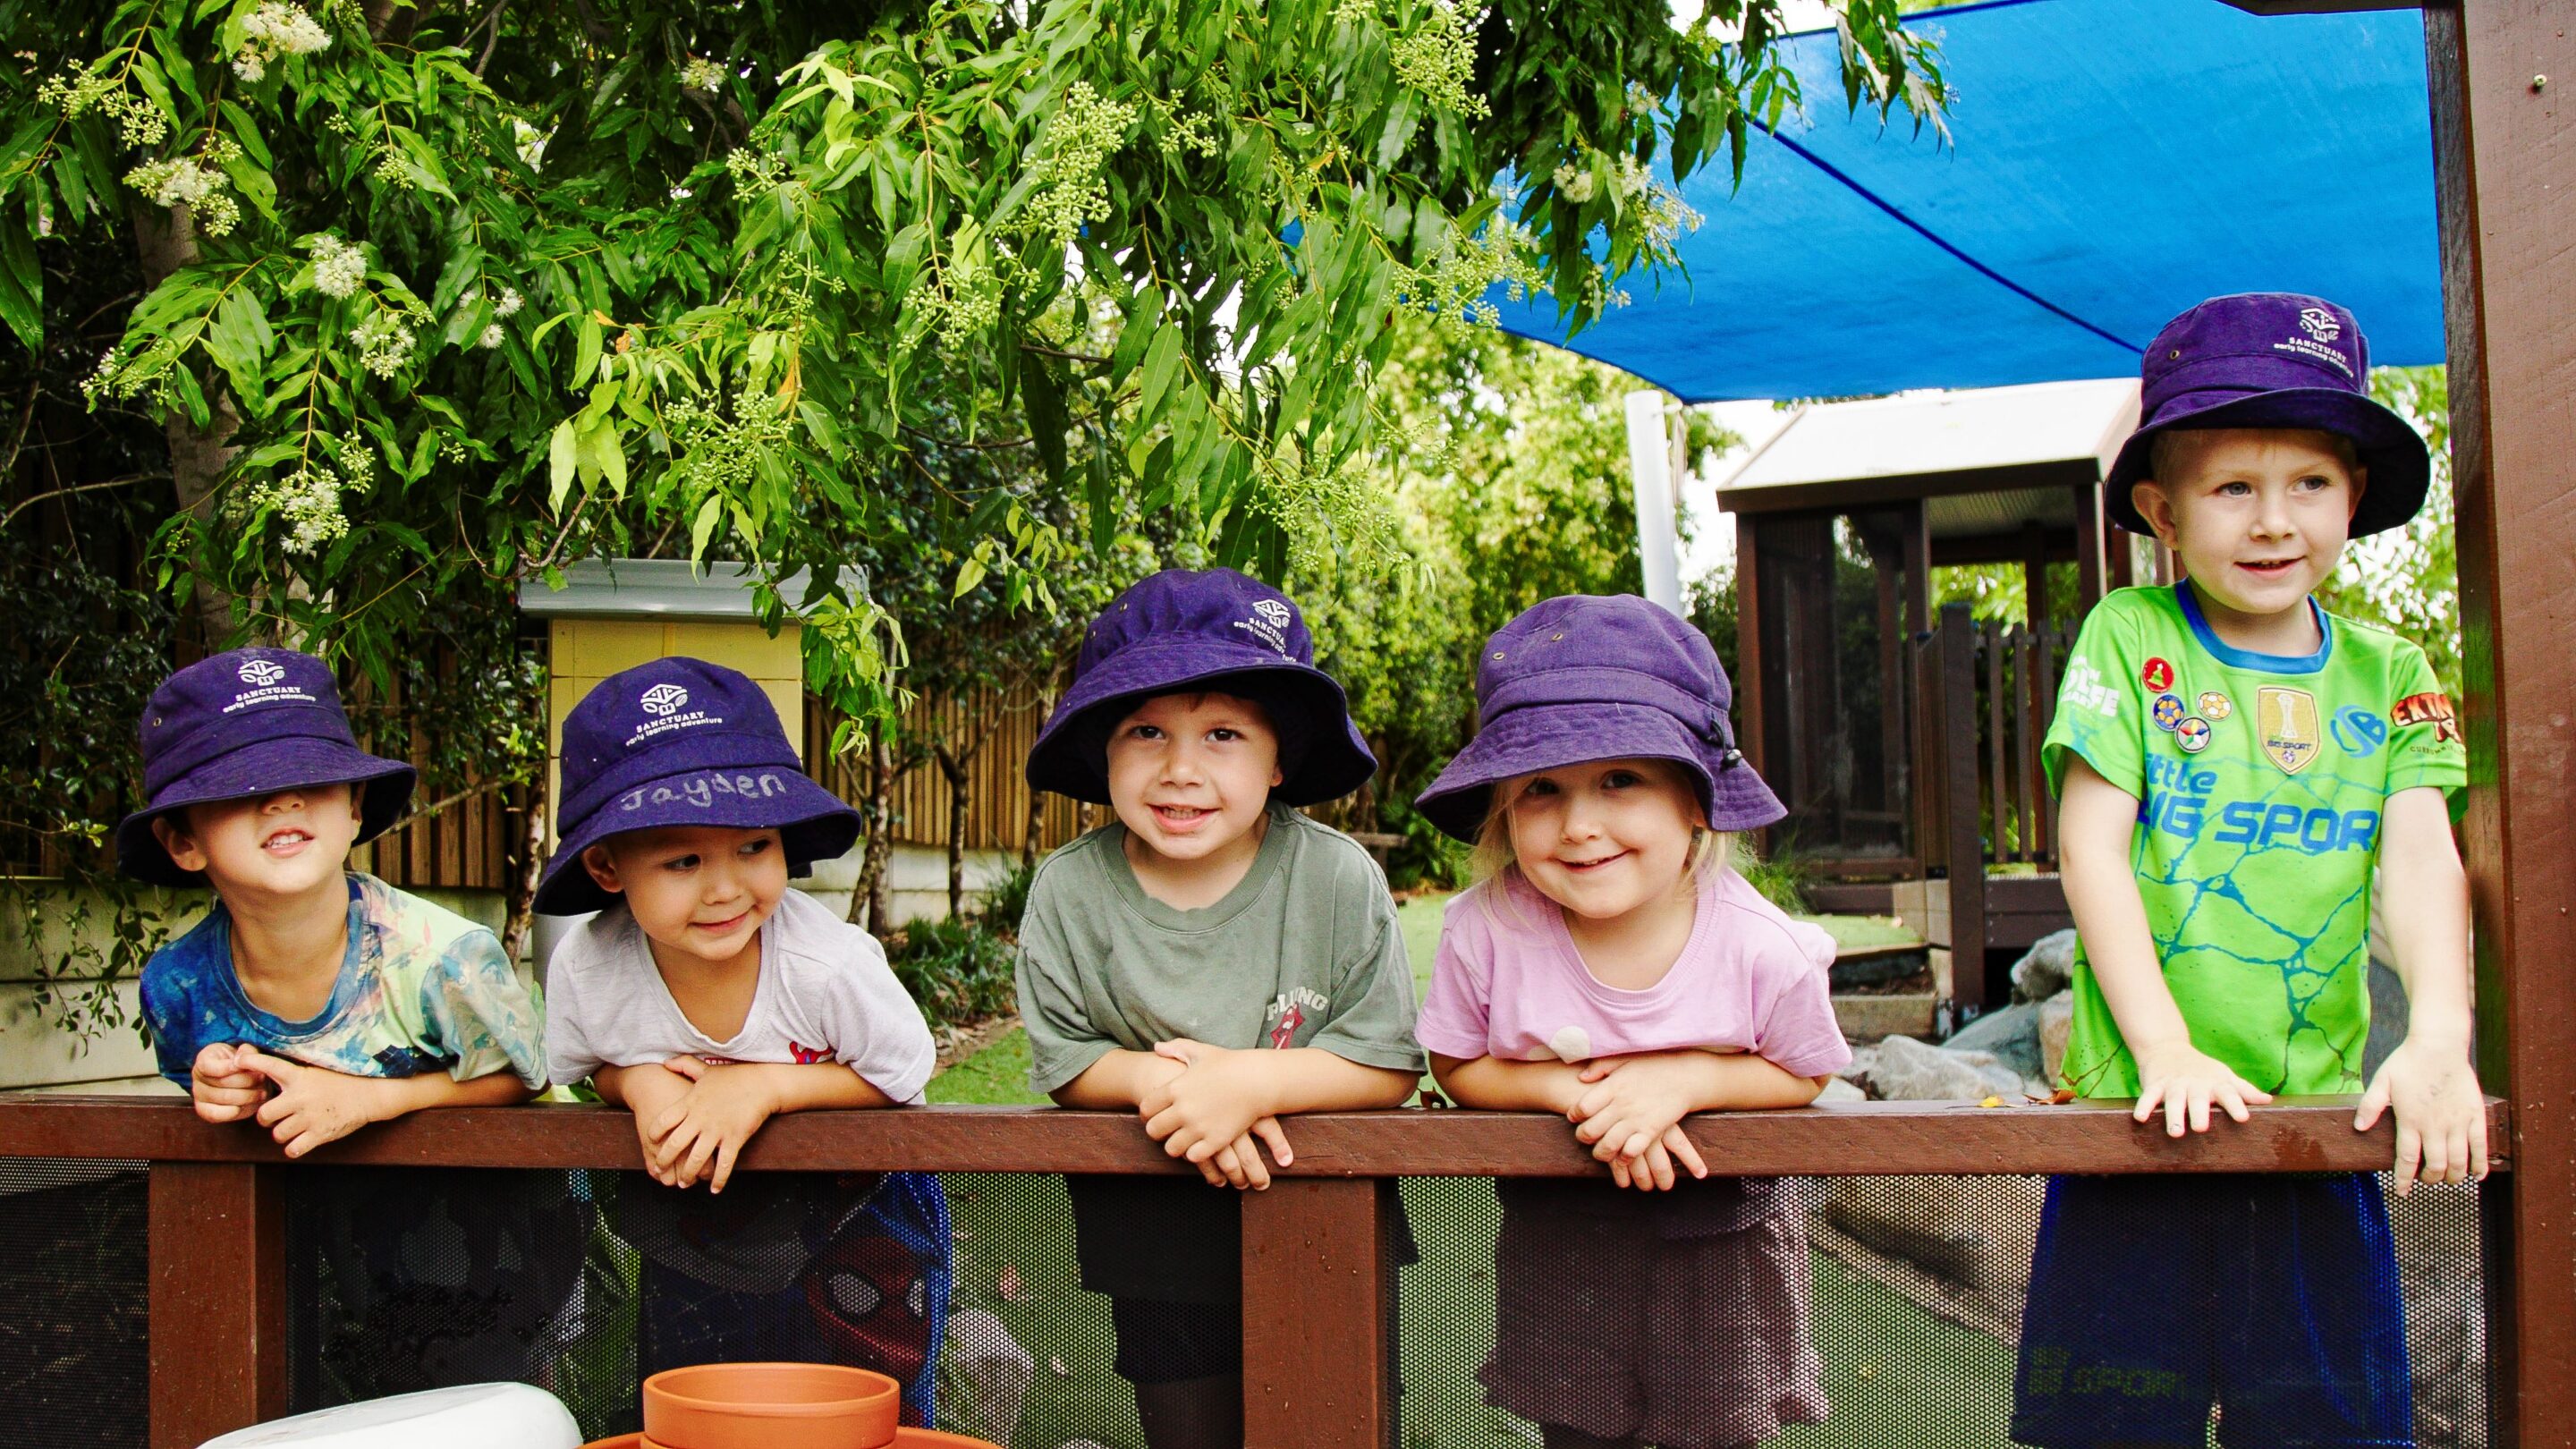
[
  {"left": 1504, "top": 757, "right": 1703, "bottom": 922},
  {"left": 2133, "top": 428, "right": 2366, "bottom": 623},
  {"left": 155, "top": 783, "right": 364, "bottom": 903},
  {"left": 1103, "top": 691, "right": 1284, "bottom": 870},
  {"left": 582, "top": 824, "right": 788, "bottom": 971}
]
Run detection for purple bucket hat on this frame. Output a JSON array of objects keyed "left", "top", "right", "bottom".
[
  {"left": 1024, "top": 567, "right": 1376, "bottom": 807},
  {"left": 535, "top": 657, "right": 860, "bottom": 915},
  {"left": 116, "top": 648, "right": 417, "bottom": 886},
  {"left": 2106, "top": 292, "right": 2429, "bottom": 538},
  {"left": 1415, "top": 595, "right": 1783, "bottom": 843}
]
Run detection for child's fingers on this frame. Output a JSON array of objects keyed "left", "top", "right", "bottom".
[
  {"left": 1640, "top": 1143, "right": 1675, "bottom": 1192},
  {"left": 2470, "top": 1114, "right": 2491, "bottom": 1182},
  {"left": 708, "top": 1137, "right": 741, "bottom": 1196},
  {"left": 2132, "top": 1080, "right": 2166, "bottom": 1127},
  {"left": 2165, "top": 1085, "right": 2191, "bottom": 1139},
  {"left": 2216, "top": 1082, "right": 2253, "bottom": 1124},
  {"left": 1142, "top": 1105, "right": 1182, "bottom": 1142},
  {"left": 1208, "top": 1142, "right": 1250, "bottom": 1190},
  {"left": 234, "top": 1047, "right": 301, "bottom": 1086},
  {"left": 1607, "top": 1156, "right": 1631, "bottom": 1190},
  {"left": 2186, "top": 1086, "right": 2212, "bottom": 1135},
  {"left": 1576, "top": 1057, "right": 1624, "bottom": 1084},
  {"left": 2353, "top": 1073, "right": 2391, "bottom": 1131},
  {"left": 1234, "top": 1135, "right": 1271, "bottom": 1191},
  {"left": 2419, "top": 1122, "right": 2451, "bottom": 1188},
  {"left": 662, "top": 1055, "right": 708, "bottom": 1081},
  {"left": 1250, "top": 1116, "right": 1292, "bottom": 1169},
  {"left": 1663, "top": 1125, "right": 1708, "bottom": 1180},
  {"left": 2392, "top": 1122, "right": 2422, "bottom": 1197}
]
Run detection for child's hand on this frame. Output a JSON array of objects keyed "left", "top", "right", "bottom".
[
  {"left": 641, "top": 1055, "right": 777, "bottom": 1194},
  {"left": 2356, "top": 1038, "right": 2489, "bottom": 1195},
  {"left": 1606, "top": 1125, "right": 1706, "bottom": 1193},
  {"left": 2131, "top": 1041, "right": 2275, "bottom": 1137},
  {"left": 1141, "top": 1040, "right": 1293, "bottom": 1190},
  {"left": 190, "top": 1042, "right": 271, "bottom": 1123},
  {"left": 238, "top": 1049, "right": 393, "bottom": 1157},
  {"left": 1568, "top": 1053, "right": 1714, "bottom": 1180},
  {"left": 615, "top": 1060, "right": 699, "bottom": 1186}
]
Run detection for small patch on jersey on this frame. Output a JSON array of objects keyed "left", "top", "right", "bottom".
[
  {"left": 2175, "top": 716, "right": 2212, "bottom": 753},
  {"left": 2332, "top": 706, "right": 2388, "bottom": 758},
  {"left": 2258, "top": 687, "right": 2321, "bottom": 773},
  {"left": 2197, "top": 691, "right": 2233, "bottom": 721},
  {"left": 2142, "top": 657, "right": 2176, "bottom": 693},
  {"left": 2151, "top": 693, "right": 2185, "bottom": 731},
  {"left": 2392, "top": 691, "right": 2462, "bottom": 744}
]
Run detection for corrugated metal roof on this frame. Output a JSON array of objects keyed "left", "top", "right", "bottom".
[{"left": 517, "top": 558, "right": 864, "bottom": 620}]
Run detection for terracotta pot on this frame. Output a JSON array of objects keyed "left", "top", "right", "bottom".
[
  {"left": 641, "top": 1363, "right": 902, "bottom": 1449},
  {"left": 886, "top": 1432, "right": 1004, "bottom": 1448}
]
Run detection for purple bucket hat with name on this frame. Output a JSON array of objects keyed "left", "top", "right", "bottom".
[
  {"left": 1024, "top": 567, "right": 1376, "bottom": 807},
  {"left": 116, "top": 648, "right": 418, "bottom": 886},
  {"left": 2106, "top": 292, "right": 2429, "bottom": 538},
  {"left": 1415, "top": 595, "right": 1783, "bottom": 843},
  {"left": 535, "top": 657, "right": 860, "bottom": 916}
]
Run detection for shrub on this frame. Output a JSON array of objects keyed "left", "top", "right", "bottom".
[
  {"left": 972, "top": 860, "right": 1039, "bottom": 939},
  {"left": 884, "top": 917, "right": 1017, "bottom": 1033}
]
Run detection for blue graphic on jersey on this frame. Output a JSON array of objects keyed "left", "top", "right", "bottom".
[
  {"left": 2138, "top": 756, "right": 2379, "bottom": 856},
  {"left": 2332, "top": 706, "right": 2387, "bottom": 758}
]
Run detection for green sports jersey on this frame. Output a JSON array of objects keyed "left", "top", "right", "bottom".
[{"left": 2044, "top": 583, "right": 2465, "bottom": 1097}]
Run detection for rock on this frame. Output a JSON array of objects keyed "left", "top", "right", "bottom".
[
  {"left": 2010, "top": 928, "right": 2079, "bottom": 1003},
  {"left": 1859, "top": 1033, "right": 2023, "bottom": 1101},
  {"left": 1944, "top": 1001, "right": 2044, "bottom": 1082},
  {"left": 1825, "top": 1173, "right": 2047, "bottom": 1296},
  {"left": 1838, "top": 1044, "right": 1879, "bottom": 1088},
  {"left": 2038, "top": 991, "right": 2074, "bottom": 1087},
  {"left": 2364, "top": 954, "right": 2410, "bottom": 1082},
  {"left": 945, "top": 1309, "right": 1034, "bottom": 1445},
  {"left": 1815, "top": 1076, "right": 1867, "bottom": 1106}
]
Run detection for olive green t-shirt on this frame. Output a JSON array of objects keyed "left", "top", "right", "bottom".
[
  {"left": 2044, "top": 583, "right": 2467, "bottom": 1098},
  {"left": 1017, "top": 803, "right": 1425, "bottom": 1093}
]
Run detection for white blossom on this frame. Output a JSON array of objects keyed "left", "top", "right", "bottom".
[
  {"left": 232, "top": 55, "right": 267, "bottom": 83},
  {"left": 479, "top": 323, "right": 504, "bottom": 349},
  {"left": 309, "top": 234, "right": 366, "bottom": 299},
  {"left": 1552, "top": 161, "right": 1596, "bottom": 204},
  {"left": 679, "top": 56, "right": 726, "bottom": 92},
  {"left": 349, "top": 312, "right": 416, "bottom": 377},
  {"left": 242, "top": 4, "right": 332, "bottom": 57},
  {"left": 493, "top": 286, "right": 523, "bottom": 318}
]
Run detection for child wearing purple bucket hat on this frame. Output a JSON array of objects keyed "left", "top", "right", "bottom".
[
  {"left": 125, "top": 647, "right": 582, "bottom": 1394},
  {"left": 1413, "top": 594, "right": 1847, "bottom": 1449},
  {"left": 536, "top": 657, "right": 952, "bottom": 1424},
  {"left": 1016, "top": 567, "right": 1422, "bottom": 1448},
  {"left": 2013, "top": 293, "right": 2480, "bottom": 1449}
]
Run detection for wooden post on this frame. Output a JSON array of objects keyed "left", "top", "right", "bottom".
[
  {"left": 2021, "top": 519, "right": 2052, "bottom": 632},
  {"left": 2426, "top": 9, "right": 2576, "bottom": 1445},
  {"left": 1937, "top": 603, "right": 1987, "bottom": 1019},
  {"left": 1241, "top": 1179, "right": 1395, "bottom": 1448},
  {"left": 150, "top": 1163, "right": 286, "bottom": 1449}
]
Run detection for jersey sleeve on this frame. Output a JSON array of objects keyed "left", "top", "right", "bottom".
[
  {"left": 2381, "top": 642, "right": 2467, "bottom": 813},
  {"left": 2045, "top": 595, "right": 2147, "bottom": 799},
  {"left": 1412, "top": 894, "right": 1497, "bottom": 1061},
  {"left": 792, "top": 935, "right": 936, "bottom": 1105},
  {"left": 1307, "top": 893, "right": 1428, "bottom": 1076},
  {"left": 1015, "top": 867, "right": 1120, "bottom": 1095},
  {"left": 417, "top": 928, "right": 549, "bottom": 1088}
]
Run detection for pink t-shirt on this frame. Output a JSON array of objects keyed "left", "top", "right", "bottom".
[{"left": 1416, "top": 866, "right": 1852, "bottom": 1081}]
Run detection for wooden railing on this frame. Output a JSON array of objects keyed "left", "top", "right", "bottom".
[{"left": 0, "top": 1093, "right": 2512, "bottom": 1449}]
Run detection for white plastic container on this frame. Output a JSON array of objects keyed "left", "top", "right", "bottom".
[{"left": 197, "top": 1383, "right": 580, "bottom": 1449}]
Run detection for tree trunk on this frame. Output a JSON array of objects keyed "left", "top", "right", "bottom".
[
  {"left": 936, "top": 744, "right": 970, "bottom": 922},
  {"left": 503, "top": 777, "right": 544, "bottom": 967},
  {"left": 1020, "top": 779, "right": 1045, "bottom": 870},
  {"left": 851, "top": 720, "right": 895, "bottom": 931},
  {"left": 128, "top": 199, "right": 238, "bottom": 646}
]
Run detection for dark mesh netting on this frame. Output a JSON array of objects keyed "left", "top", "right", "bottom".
[
  {"left": 0, "top": 1160, "right": 148, "bottom": 1449},
  {"left": 1397, "top": 1175, "right": 2487, "bottom": 1449}
]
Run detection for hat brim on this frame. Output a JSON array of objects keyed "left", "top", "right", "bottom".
[
  {"left": 534, "top": 763, "right": 861, "bottom": 915},
  {"left": 115, "top": 740, "right": 417, "bottom": 887},
  {"left": 1025, "top": 640, "right": 1376, "bottom": 807},
  {"left": 1413, "top": 701, "right": 1784, "bottom": 843},
  {"left": 2105, "top": 388, "right": 2430, "bottom": 538}
]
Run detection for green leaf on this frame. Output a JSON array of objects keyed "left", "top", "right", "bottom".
[
  {"left": 953, "top": 554, "right": 987, "bottom": 597},
  {"left": 0, "top": 225, "right": 39, "bottom": 351},
  {"left": 547, "top": 419, "right": 578, "bottom": 508},
  {"left": 689, "top": 493, "right": 724, "bottom": 558},
  {"left": 573, "top": 316, "right": 603, "bottom": 389}
]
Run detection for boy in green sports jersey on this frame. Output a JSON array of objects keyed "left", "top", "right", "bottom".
[{"left": 2011, "top": 294, "right": 2485, "bottom": 1449}]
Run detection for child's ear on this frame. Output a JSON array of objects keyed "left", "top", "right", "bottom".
[
  {"left": 2346, "top": 463, "right": 2370, "bottom": 520},
  {"left": 580, "top": 843, "right": 626, "bottom": 895},
  {"left": 2130, "top": 480, "right": 2181, "bottom": 547},
  {"left": 343, "top": 779, "right": 367, "bottom": 827},
  {"left": 150, "top": 813, "right": 211, "bottom": 874}
]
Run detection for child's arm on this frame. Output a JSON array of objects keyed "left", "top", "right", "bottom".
[
  {"left": 233, "top": 1048, "right": 535, "bottom": 1157},
  {"left": 189, "top": 1042, "right": 273, "bottom": 1123},
  {"left": 1431, "top": 1052, "right": 1586, "bottom": 1115},
  {"left": 626, "top": 1055, "right": 898, "bottom": 1193},
  {"left": 1049, "top": 1049, "right": 1186, "bottom": 1112},
  {"left": 1140, "top": 1041, "right": 1413, "bottom": 1188},
  {"left": 2060, "top": 757, "right": 2274, "bottom": 1135},
  {"left": 2353, "top": 785, "right": 2487, "bottom": 1192}
]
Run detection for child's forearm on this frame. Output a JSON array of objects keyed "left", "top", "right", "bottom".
[
  {"left": 1432, "top": 1053, "right": 1586, "bottom": 1114},
  {"left": 2380, "top": 787, "right": 2476, "bottom": 1054},
  {"left": 733, "top": 1062, "right": 899, "bottom": 1114},
  {"left": 369, "top": 1068, "right": 535, "bottom": 1118},
  {"left": 1239, "top": 1048, "right": 1417, "bottom": 1114},
  {"left": 2058, "top": 761, "right": 2196, "bottom": 1059},
  {"left": 1052, "top": 1048, "right": 1182, "bottom": 1111},
  {"left": 1676, "top": 1051, "right": 1827, "bottom": 1111}
]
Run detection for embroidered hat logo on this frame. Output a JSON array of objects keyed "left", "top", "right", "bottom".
[
  {"left": 640, "top": 682, "right": 691, "bottom": 717},
  {"left": 236, "top": 657, "right": 287, "bottom": 688},
  {"left": 1252, "top": 598, "right": 1291, "bottom": 628},
  {"left": 2298, "top": 307, "right": 2342, "bottom": 343}
]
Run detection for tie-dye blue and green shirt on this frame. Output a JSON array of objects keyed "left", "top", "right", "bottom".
[
  {"left": 2045, "top": 583, "right": 2465, "bottom": 1097},
  {"left": 141, "top": 872, "right": 547, "bottom": 1088}
]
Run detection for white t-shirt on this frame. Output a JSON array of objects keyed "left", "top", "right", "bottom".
[{"left": 544, "top": 886, "right": 936, "bottom": 1104}]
